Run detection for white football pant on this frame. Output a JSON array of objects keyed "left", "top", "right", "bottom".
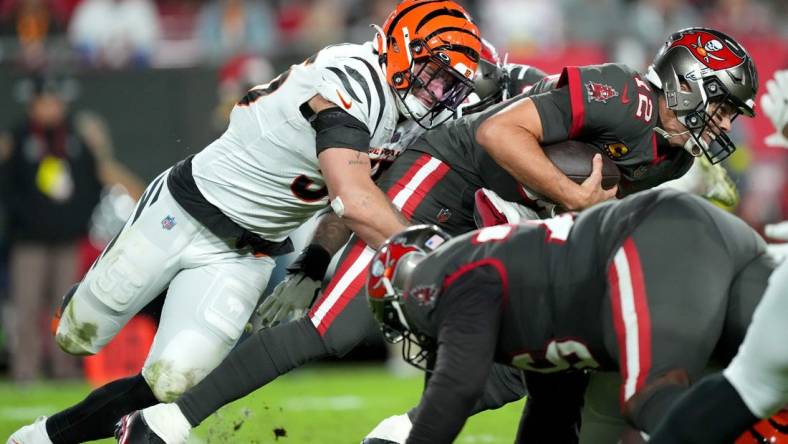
[
  {"left": 55, "top": 170, "right": 275, "bottom": 402},
  {"left": 724, "top": 259, "right": 788, "bottom": 418}
]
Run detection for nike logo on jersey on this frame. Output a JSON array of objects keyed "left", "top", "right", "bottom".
[
  {"left": 336, "top": 89, "right": 352, "bottom": 110},
  {"left": 621, "top": 82, "right": 630, "bottom": 104}
]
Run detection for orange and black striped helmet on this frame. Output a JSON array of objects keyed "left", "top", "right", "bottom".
[{"left": 374, "top": 0, "right": 482, "bottom": 127}]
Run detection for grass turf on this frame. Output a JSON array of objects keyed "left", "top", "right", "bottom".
[{"left": 0, "top": 364, "right": 524, "bottom": 443}]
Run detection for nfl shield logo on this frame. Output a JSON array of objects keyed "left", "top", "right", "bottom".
[
  {"left": 161, "top": 215, "right": 176, "bottom": 230},
  {"left": 436, "top": 208, "right": 452, "bottom": 224}
]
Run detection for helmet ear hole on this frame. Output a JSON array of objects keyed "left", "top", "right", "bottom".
[{"left": 678, "top": 77, "right": 691, "bottom": 93}]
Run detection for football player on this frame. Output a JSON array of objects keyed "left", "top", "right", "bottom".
[
  {"left": 364, "top": 28, "right": 759, "bottom": 442},
  {"left": 255, "top": 37, "right": 546, "bottom": 328},
  {"left": 112, "top": 40, "right": 549, "bottom": 444},
  {"left": 6, "top": 1, "right": 482, "bottom": 444},
  {"left": 367, "top": 188, "right": 775, "bottom": 443},
  {"left": 114, "top": 27, "right": 758, "bottom": 444},
  {"left": 645, "top": 68, "right": 788, "bottom": 444}
]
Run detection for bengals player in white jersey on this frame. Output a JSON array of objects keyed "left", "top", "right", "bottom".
[{"left": 7, "top": 2, "right": 481, "bottom": 444}]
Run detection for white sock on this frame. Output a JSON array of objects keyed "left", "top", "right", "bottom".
[{"left": 141, "top": 404, "right": 192, "bottom": 444}]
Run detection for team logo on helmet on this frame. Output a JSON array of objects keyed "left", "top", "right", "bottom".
[
  {"left": 669, "top": 30, "right": 745, "bottom": 71},
  {"left": 585, "top": 81, "right": 618, "bottom": 103},
  {"left": 367, "top": 242, "right": 419, "bottom": 299},
  {"left": 406, "top": 285, "right": 438, "bottom": 307}
]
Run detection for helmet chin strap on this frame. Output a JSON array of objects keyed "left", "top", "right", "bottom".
[{"left": 653, "top": 126, "right": 706, "bottom": 157}]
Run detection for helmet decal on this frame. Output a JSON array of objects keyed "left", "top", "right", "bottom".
[
  {"left": 367, "top": 241, "right": 419, "bottom": 300},
  {"left": 669, "top": 30, "right": 745, "bottom": 71},
  {"left": 407, "top": 284, "right": 439, "bottom": 307},
  {"left": 649, "top": 27, "right": 758, "bottom": 164}
]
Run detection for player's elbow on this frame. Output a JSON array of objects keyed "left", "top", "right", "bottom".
[
  {"left": 475, "top": 116, "right": 501, "bottom": 150},
  {"left": 329, "top": 183, "right": 375, "bottom": 223}
]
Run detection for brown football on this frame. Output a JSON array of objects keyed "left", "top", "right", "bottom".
[{"left": 542, "top": 140, "right": 621, "bottom": 190}]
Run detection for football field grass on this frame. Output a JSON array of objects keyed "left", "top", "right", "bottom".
[{"left": 0, "top": 364, "right": 524, "bottom": 443}]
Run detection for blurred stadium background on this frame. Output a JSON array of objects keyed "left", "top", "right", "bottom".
[{"left": 0, "top": 0, "right": 786, "bottom": 442}]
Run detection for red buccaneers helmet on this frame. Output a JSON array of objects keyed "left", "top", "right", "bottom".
[
  {"left": 736, "top": 410, "right": 788, "bottom": 444},
  {"left": 366, "top": 225, "right": 451, "bottom": 367},
  {"left": 645, "top": 27, "right": 758, "bottom": 164}
]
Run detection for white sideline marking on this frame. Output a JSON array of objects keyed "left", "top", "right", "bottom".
[
  {"left": 0, "top": 405, "right": 57, "bottom": 421},
  {"left": 458, "top": 435, "right": 499, "bottom": 443}
]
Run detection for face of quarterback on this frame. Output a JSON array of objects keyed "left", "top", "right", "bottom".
[{"left": 658, "top": 95, "right": 736, "bottom": 149}]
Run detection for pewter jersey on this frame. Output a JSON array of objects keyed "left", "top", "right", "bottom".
[
  {"left": 191, "top": 42, "right": 399, "bottom": 241},
  {"left": 371, "top": 63, "right": 547, "bottom": 180}
]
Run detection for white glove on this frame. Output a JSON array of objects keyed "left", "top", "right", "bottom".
[
  {"left": 767, "top": 242, "right": 788, "bottom": 263},
  {"left": 761, "top": 69, "right": 788, "bottom": 148},
  {"left": 257, "top": 272, "right": 321, "bottom": 328},
  {"left": 361, "top": 414, "right": 412, "bottom": 444},
  {"left": 766, "top": 221, "right": 788, "bottom": 241},
  {"left": 765, "top": 221, "right": 788, "bottom": 263}
]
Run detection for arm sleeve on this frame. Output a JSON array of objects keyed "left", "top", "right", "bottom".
[
  {"left": 406, "top": 267, "right": 504, "bottom": 444},
  {"left": 310, "top": 108, "right": 371, "bottom": 154}
]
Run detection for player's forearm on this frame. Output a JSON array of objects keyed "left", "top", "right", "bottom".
[
  {"left": 310, "top": 212, "right": 352, "bottom": 257},
  {"left": 408, "top": 387, "right": 477, "bottom": 444},
  {"left": 334, "top": 184, "right": 408, "bottom": 249},
  {"left": 476, "top": 124, "right": 584, "bottom": 209}
]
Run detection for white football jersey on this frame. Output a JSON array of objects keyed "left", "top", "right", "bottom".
[{"left": 191, "top": 42, "right": 399, "bottom": 241}]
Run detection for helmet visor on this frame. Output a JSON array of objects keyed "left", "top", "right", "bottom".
[{"left": 398, "top": 53, "right": 475, "bottom": 128}]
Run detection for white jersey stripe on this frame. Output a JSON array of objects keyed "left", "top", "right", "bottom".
[
  {"left": 310, "top": 158, "right": 446, "bottom": 329},
  {"left": 392, "top": 157, "right": 444, "bottom": 209},
  {"left": 613, "top": 245, "right": 642, "bottom": 401},
  {"left": 310, "top": 246, "right": 375, "bottom": 328}
]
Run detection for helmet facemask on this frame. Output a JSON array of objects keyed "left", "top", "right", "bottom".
[
  {"left": 393, "top": 40, "right": 476, "bottom": 129},
  {"left": 675, "top": 77, "right": 742, "bottom": 164},
  {"left": 367, "top": 225, "right": 452, "bottom": 371},
  {"left": 369, "top": 251, "right": 435, "bottom": 370}
]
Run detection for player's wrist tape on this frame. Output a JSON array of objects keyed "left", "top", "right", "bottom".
[{"left": 287, "top": 244, "right": 332, "bottom": 282}]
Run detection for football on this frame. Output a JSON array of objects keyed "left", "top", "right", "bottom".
[{"left": 542, "top": 140, "right": 621, "bottom": 190}]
